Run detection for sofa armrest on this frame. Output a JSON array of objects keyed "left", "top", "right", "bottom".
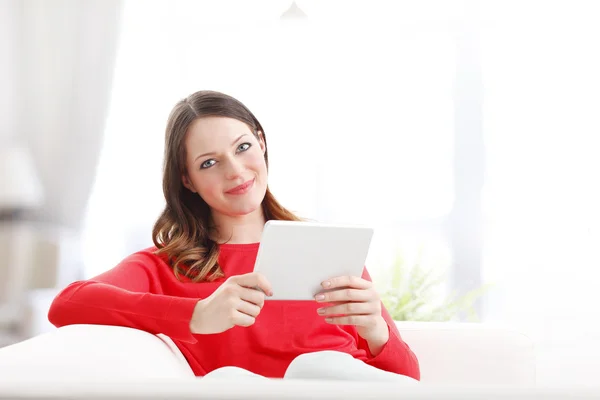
[
  {"left": 0, "top": 324, "right": 194, "bottom": 382},
  {"left": 396, "top": 321, "right": 536, "bottom": 385}
]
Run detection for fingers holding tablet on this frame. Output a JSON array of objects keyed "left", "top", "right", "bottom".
[
  {"left": 189, "top": 272, "right": 273, "bottom": 334},
  {"left": 231, "top": 272, "right": 274, "bottom": 297},
  {"left": 314, "top": 274, "right": 385, "bottom": 331}
]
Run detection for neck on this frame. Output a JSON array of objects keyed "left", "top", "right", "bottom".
[{"left": 210, "top": 206, "right": 266, "bottom": 244}]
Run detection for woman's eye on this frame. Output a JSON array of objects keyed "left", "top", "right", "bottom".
[
  {"left": 200, "top": 159, "right": 216, "bottom": 169},
  {"left": 238, "top": 142, "right": 251, "bottom": 152}
]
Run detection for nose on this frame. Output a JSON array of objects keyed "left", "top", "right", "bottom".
[{"left": 224, "top": 156, "right": 244, "bottom": 180}]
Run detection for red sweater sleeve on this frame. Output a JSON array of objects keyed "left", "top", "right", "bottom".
[
  {"left": 47, "top": 252, "right": 199, "bottom": 343},
  {"left": 355, "top": 268, "right": 421, "bottom": 380}
]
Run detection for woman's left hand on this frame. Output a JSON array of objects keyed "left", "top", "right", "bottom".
[{"left": 315, "top": 275, "right": 389, "bottom": 350}]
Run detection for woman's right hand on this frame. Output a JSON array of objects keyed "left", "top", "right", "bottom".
[{"left": 189, "top": 272, "right": 273, "bottom": 334}]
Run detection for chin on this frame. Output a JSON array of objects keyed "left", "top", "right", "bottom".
[
  {"left": 228, "top": 204, "right": 254, "bottom": 215},
  {"left": 226, "top": 199, "right": 263, "bottom": 217}
]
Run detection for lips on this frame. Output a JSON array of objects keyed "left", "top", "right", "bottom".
[{"left": 226, "top": 178, "right": 255, "bottom": 195}]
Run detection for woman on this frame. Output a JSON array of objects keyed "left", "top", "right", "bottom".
[{"left": 48, "top": 90, "right": 420, "bottom": 382}]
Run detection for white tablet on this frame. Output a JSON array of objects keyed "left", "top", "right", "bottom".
[{"left": 253, "top": 220, "right": 374, "bottom": 300}]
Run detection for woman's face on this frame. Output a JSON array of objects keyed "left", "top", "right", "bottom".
[{"left": 182, "top": 116, "right": 268, "bottom": 218}]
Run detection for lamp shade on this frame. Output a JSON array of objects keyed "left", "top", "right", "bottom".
[
  {"left": 281, "top": 1, "right": 307, "bottom": 20},
  {"left": 0, "top": 144, "right": 44, "bottom": 211}
]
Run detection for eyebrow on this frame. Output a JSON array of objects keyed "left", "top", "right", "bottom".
[{"left": 194, "top": 134, "right": 249, "bottom": 162}]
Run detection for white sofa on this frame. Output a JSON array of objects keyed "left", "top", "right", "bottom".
[{"left": 0, "top": 321, "right": 538, "bottom": 398}]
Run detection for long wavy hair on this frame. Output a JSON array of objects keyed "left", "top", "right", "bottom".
[{"left": 152, "top": 90, "right": 301, "bottom": 282}]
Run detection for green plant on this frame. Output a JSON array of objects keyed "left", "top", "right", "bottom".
[{"left": 376, "top": 247, "right": 491, "bottom": 322}]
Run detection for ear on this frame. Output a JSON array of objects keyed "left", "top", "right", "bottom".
[
  {"left": 182, "top": 174, "right": 196, "bottom": 193},
  {"left": 257, "top": 131, "right": 266, "bottom": 154}
]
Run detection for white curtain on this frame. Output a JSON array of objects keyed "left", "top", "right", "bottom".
[
  {"left": 83, "top": 0, "right": 458, "bottom": 280},
  {"left": 0, "top": 0, "right": 122, "bottom": 290},
  {"left": 6, "top": 0, "right": 123, "bottom": 230}
]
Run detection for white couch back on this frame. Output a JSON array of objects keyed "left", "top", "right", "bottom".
[
  {"left": 0, "top": 322, "right": 535, "bottom": 386},
  {"left": 396, "top": 321, "right": 536, "bottom": 385}
]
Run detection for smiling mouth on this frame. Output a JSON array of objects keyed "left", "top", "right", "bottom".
[{"left": 226, "top": 178, "right": 255, "bottom": 195}]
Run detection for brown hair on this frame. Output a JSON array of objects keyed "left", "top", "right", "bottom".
[{"left": 152, "top": 90, "right": 301, "bottom": 282}]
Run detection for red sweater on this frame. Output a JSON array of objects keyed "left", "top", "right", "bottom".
[{"left": 48, "top": 243, "right": 420, "bottom": 379}]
